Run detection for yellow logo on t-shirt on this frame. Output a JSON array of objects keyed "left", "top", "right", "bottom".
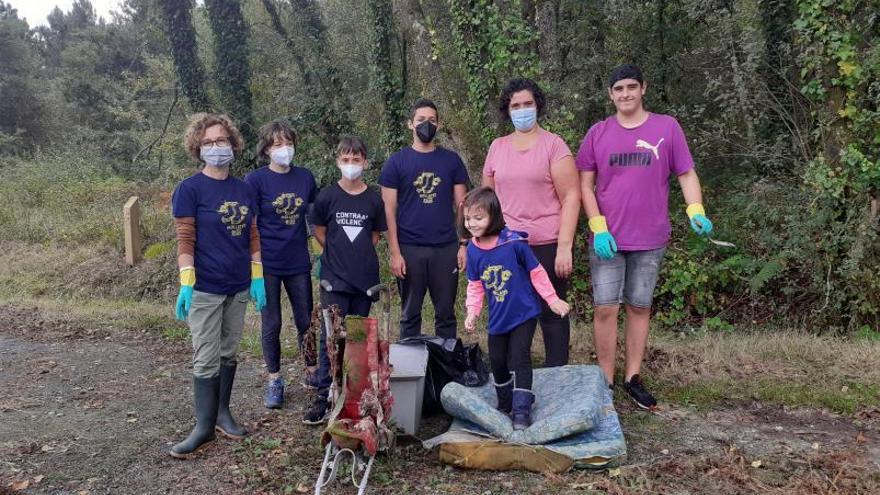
[
  {"left": 413, "top": 172, "right": 442, "bottom": 204},
  {"left": 272, "top": 192, "right": 304, "bottom": 225},
  {"left": 217, "top": 201, "right": 249, "bottom": 236},
  {"left": 481, "top": 265, "right": 512, "bottom": 303}
]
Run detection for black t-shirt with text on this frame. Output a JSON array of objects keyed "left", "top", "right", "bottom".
[{"left": 310, "top": 183, "right": 387, "bottom": 293}]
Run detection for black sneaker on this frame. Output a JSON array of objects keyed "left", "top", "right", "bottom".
[
  {"left": 623, "top": 374, "right": 657, "bottom": 410},
  {"left": 302, "top": 397, "right": 329, "bottom": 425}
]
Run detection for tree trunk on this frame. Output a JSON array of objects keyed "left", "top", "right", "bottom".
[
  {"left": 158, "top": 0, "right": 210, "bottom": 112},
  {"left": 367, "top": 0, "right": 407, "bottom": 153},
  {"left": 204, "top": 0, "right": 256, "bottom": 157}
]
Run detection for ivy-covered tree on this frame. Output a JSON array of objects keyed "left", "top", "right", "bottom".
[
  {"left": 159, "top": 0, "right": 210, "bottom": 112},
  {"left": 204, "top": 0, "right": 256, "bottom": 158},
  {"left": 367, "top": 0, "right": 407, "bottom": 153},
  {"left": 794, "top": 0, "right": 880, "bottom": 328}
]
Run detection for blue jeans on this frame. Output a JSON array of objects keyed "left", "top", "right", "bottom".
[
  {"left": 260, "top": 272, "right": 313, "bottom": 374},
  {"left": 315, "top": 288, "right": 372, "bottom": 399}
]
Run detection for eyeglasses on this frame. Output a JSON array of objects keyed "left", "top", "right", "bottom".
[{"left": 201, "top": 137, "right": 231, "bottom": 148}]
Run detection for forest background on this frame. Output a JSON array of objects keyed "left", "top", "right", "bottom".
[{"left": 0, "top": 0, "right": 878, "bottom": 334}]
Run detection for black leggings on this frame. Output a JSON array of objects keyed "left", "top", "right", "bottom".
[
  {"left": 530, "top": 243, "right": 571, "bottom": 367},
  {"left": 487, "top": 319, "right": 537, "bottom": 390}
]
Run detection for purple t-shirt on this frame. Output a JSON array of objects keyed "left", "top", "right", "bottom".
[{"left": 575, "top": 113, "right": 694, "bottom": 250}]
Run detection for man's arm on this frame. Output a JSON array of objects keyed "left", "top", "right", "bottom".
[
  {"left": 677, "top": 168, "right": 713, "bottom": 235},
  {"left": 453, "top": 183, "right": 468, "bottom": 271},
  {"left": 677, "top": 169, "right": 703, "bottom": 206},
  {"left": 381, "top": 186, "right": 406, "bottom": 278},
  {"left": 579, "top": 171, "right": 601, "bottom": 218}
]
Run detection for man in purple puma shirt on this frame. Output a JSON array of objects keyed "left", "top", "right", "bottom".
[{"left": 575, "top": 64, "right": 714, "bottom": 410}]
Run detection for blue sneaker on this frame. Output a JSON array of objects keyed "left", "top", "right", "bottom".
[{"left": 264, "top": 377, "right": 284, "bottom": 409}]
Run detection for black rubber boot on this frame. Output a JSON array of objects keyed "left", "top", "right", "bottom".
[
  {"left": 170, "top": 375, "right": 220, "bottom": 459},
  {"left": 494, "top": 377, "right": 513, "bottom": 415},
  {"left": 215, "top": 363, "right": 248, "bottom": 439}
]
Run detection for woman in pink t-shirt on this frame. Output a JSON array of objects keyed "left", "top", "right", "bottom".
[{"left": 482, "top": 78, "right": 581, "bottom": 367}]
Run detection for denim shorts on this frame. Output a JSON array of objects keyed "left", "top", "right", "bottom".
[{"left": 589, "top": 247, "right": 666, "bottom": 308}]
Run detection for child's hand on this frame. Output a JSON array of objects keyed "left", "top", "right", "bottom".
[
  {"left": 549, "top": 300, "right": 570, "bottom": 317},
  {"left": 464, "top": 313, "right": 478, "bottom": 334}
]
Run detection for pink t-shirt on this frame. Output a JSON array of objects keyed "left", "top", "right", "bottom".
[
  {"left": 575, "top": 113, "right": 694, "bottom": 250},
  {"left": 483, "top": 129, "right": 573, "bottom": 245}
]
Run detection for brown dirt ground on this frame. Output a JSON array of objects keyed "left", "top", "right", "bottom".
[{"left": 1, "top": 304, "right": 878, "bottom": 495}]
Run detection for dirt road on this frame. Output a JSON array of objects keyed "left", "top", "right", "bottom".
[{"left": 1, "top": 304, "right": 878, "bottom": 494}]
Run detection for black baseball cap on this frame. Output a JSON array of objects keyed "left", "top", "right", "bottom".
[{"left": 609, "top": 64, "right": 644, "bottom": 88}]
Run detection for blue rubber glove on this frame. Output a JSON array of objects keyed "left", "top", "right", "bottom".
[
  {"left": 176, "top": 267, "right": 195, "bottom": 321},
  {"left": 686, "top": 204, "right": 713, "bottom": 236},
  {"left": 594, "top": 231, "right": 618, "bottom": 260},
  {"left": 589, "top": 216, "right": 618, "bottom": 260},
  {"left": 250, "top": 261, "right": 267, "bottom": 312}
]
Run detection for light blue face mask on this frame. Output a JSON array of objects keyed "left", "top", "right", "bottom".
[
  {"left": 270, "top": 146, "right": 295, "bottom": 166},
  {"left": 510, "top": 107, "right": 538, "bottom": 132},
  {"left": 200, "top": 146, "right": 234, "bottom": 167},
  {"left": 339, "top": 164, "right": 364, "bottom": 180}
]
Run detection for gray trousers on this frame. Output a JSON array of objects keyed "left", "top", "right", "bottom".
[
  {"left": 188, "top": 289, "right": 249, "bottom": 378},
  {"left": 397, "top": 242, "right": 459, "bottom": 339}
]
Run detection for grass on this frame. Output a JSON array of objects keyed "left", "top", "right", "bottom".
[{"left": 659, "top": 377, "right": 880, "bottom": 415}]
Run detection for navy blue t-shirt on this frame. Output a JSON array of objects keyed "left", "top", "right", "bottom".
[
  {"left": 310, "top": 183, "right": 387, "bottom": 294},
  {"left": 466, "top": 228, "right": 542, "bottom": 335},
  {"left": 378, "top": 146, "right": 469, "bottom": 246},
  {"left": 172, "top": 173, "right": 257, "bottom": 295},
  {"left": 244, "top": 165, "right": 317, "bottom": 276}
]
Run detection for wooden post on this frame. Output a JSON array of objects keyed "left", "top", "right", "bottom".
[{"left": 124, "top": 196, "right": 142, "bottom": 266}]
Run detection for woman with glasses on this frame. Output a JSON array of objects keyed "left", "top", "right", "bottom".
[{"left": 169, "top": 113, "right": 267, "bottom": 459}]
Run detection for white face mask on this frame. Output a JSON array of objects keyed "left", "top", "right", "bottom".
[
  {"left": 270, "top": 146, "right": 294, "bottom": 166},
  {"left": 339, "top": 164, "right": 364, "bottom": 180},
  {"left": 200, "top": 145, "right": 234, "bottom": 167}
]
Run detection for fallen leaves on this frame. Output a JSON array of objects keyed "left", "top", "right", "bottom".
[
  {"left": 10, "top": 479, "right": 29, "bottom": 491},
  {"left": 9, "top": 475, "right": 44, "bottom": 491}
]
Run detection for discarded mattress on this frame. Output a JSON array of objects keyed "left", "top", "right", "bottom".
[{"left": 423, "top": 365, "right": 626, "bottom": 472}]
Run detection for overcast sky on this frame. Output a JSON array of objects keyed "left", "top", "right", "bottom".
[{"left": 7, "top": 0, "right": 122, "bottom": 27}]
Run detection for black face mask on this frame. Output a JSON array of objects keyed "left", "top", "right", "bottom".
[{"left": 415, "top": 121, "right": 437, "bottom": 143}]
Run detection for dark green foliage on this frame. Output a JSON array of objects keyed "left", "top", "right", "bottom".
[
  {"left": 204, "top": 0, "right": 256, "bottom": 163},
  {"left": 260, "top": 0, "right": 353, "bottom": 152},
  {"left": 366, "top": 0, "right": 407, "bottom": 154},
  {"left": 0, "top": 3, "right": 49, "bottom": 153},
  {"left": 3, "top": 0, "right": 879, "bottom": 332},
  {"left": 159, "top": 0, "right": 210, "bottom": 112}
]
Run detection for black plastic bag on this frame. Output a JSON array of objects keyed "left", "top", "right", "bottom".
[{"left": 399, "top": 336, "right": 489, "bottom": 415}]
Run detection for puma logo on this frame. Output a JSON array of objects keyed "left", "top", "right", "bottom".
[{"left": 635, "top": 138, "right": 664, "bottom": 159}]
